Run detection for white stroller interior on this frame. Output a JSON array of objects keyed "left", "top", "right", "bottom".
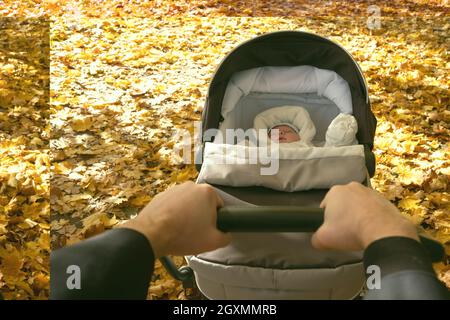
[{"left": 163, "top": 31, "right": 379, "bottom": 300}]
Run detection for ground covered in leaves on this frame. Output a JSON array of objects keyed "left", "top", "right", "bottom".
[
  {"left": 0, "top": 18, "right": 50, "bottom": 299},
  {"left": 1, "top": 1, "right": 449, "bottom": 299}
]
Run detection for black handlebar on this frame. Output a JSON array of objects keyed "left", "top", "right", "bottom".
[
  {"left": 216, "top": 206, "right": 445, "bottom": 262},
  {"left": 217, "top": 206, "right": 324, "bottom": 232},
  {"left": 161, "top": 205, "right": 445, "bottom": 285}
]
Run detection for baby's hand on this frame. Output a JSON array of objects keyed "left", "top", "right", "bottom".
[{"left": 325, "top": 114, "right": 358, "bottom": 147}]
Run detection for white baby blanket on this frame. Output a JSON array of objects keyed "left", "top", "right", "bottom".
[{"left": 198, "top": 142, "right": 367, "bottom": 192}]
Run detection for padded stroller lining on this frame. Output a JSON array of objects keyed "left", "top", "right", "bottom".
[
  {"left": 219, "top": 66, "right": 352, "bottom": 143},
  {"left": 197, "top": 186, "right": 362, "bottom": 270},
  {"left": 222, "top": 66, "right": 353, "bottom": 116},
  {"left": 187, "top": 186, "right": 365, "bottom": 300},
  {"left": 189, "top": 258, "right": 364, "bottom": 300},
  {"left": 197, "top": 232, "right": 362, "bottom": 270},
  {"left": 212, "top": 185, "right": 329, "bottom": 206}
]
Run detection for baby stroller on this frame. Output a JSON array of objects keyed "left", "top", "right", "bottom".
[
  {"left": 162, "top": 30, "right": 377, "bottom": 300},
  {"left": 161, "top": 31, "right": 444, "bottom": 300}
]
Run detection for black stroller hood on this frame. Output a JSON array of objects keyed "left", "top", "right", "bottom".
[{"left": 203, "top": 30, "right": 377, "bottom": 148}]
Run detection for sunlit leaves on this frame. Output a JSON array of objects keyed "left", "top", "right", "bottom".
[{"left": 1, "top": 1, "right": 449, "bottom": 300}]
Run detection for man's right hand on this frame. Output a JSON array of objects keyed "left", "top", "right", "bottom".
[{"left": 312, "top": 182, "right": 419, "bottom": 251}]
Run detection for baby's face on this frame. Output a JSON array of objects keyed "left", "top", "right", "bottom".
[{"left": 269, "top": 125, "right": 300, "bottom": 143}]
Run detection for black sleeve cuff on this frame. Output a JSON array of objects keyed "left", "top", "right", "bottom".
[
  {"left": 363, "top": 236, "right": 435, "bottom": 277},
  {"left": 51, "top": 228, "right": 155, "bottom": 299}
]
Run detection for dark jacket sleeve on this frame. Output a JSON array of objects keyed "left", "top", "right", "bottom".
[
  {"left": 50, "top": 228, "right": 155, "bottom": 300},
  {"left": 363, "top": 236, "right": 449, "bottom": 300}
]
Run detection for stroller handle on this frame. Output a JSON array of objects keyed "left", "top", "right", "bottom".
[
  {"left": 216, "top": 205, "right": 445, "bottom": 262},
  {"left": 160, "top": 206, "right": 445, "bottom": 285},
  {"left": 217, "top": 206, "right": 323, "bottom": 232}
]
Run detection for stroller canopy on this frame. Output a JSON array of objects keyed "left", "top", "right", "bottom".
[{"left": 204, "top": 31, "right": 376, "bottom": 147}]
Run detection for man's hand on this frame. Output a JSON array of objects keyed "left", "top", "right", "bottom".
[
  {"left": 312, "top": 182, "right": 419, "bottom": 251},
  {"left": 119, "top": 182, "right": 231, "bottom": 257}
]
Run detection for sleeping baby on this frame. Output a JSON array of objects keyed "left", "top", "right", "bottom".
[
  {"left": 253, "top": 106, "right": 316, "bottom": 148},
  {"left": 268, "top": 123, "right": 301, "bottom": 143},
  {"left": 245, "top": 105, "right": 358, "bottom": 148}
]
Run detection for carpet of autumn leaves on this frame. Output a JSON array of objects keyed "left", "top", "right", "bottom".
[
  {"left": 0, "top": 1, "right": 449, "bottom": 299},
  {"left": 0, "top": 18, "right": 50, "bottom": 299}
]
